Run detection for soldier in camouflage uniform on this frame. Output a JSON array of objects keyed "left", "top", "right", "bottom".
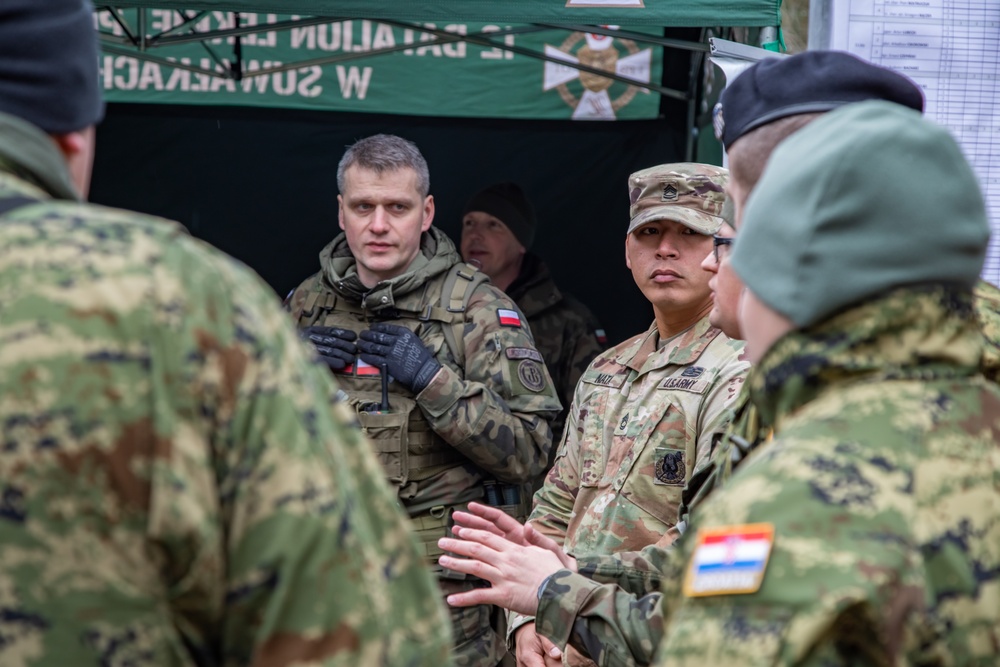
[
  {"left": 0, "top": 1, "right": 452, "bottom": 665},
  {"left": 460, "top": 182, "right": 608, "bottom": 452},
  {"left": 437, "top": 52, "right": 1000, "bottom": 667},
  {"left": 499, "top": 163, "right": 748, "bottom": 667},
  {"left": 285, "top": 135, "right": 562, "bottom": 667}
]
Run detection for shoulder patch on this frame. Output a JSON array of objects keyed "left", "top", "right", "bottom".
[
  {"left": 595, "top": 328, "right": 608, "bottom": 345},
  {"left": 582, "top": 371, "right": 627, "bottom": 389},
  {"left": 497, "top": 308, "right": 522, "bottom": 328},
  {"left": 516, "top": 360, "right": 546, "bottom": 392},
  {"left": 506, "top": 347, "right": 544, "bottom": 362},
  {"left": 683, "top": 523, "right": 775, "bottom": 597},
  {"left": 659, "top": 377, "right": 709, "bottom": 393}
]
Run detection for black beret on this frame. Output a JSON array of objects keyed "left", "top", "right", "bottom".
[
  {"left": 0, "top": 0, "right": 105, "bottom": 134},
  {"left": 714, "top": 50, "right": 924, "bottom": 150}
]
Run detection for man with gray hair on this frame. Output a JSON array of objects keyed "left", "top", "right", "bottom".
[{"left": 285, "top": 133, "right": 561, "bottom": 667}]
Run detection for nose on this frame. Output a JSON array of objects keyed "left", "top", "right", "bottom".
[
  {"left": 369, "top": 207, "right": 390, "bottom": 233},
  {"left": 655, "top": 235, "right": 679, "bottom": 260},
  {"left": 700, "top": 248, "right": 718, "bottom": 273}
]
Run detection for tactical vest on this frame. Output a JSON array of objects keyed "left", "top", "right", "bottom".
[{"left": 294, "top": 262, "right": 490, "bottom": 488}]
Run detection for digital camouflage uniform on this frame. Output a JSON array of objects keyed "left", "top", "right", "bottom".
[
  {"left": 0, "top": 111, "right": 452, "bottom": 666},
  {"left": 973, "top": 279, "right": 1000, "bottom": 382},
  {"left": 505, "top": 252, "right": 607, "bottom": 451},
  {"left": 285, "top": 228, "right": 561, "bottom": 667},
  {"left": 513, "top": 317, "right": 748, "bottom": 666},
  {"left": 536, "top": 286, "right": 1000, "bottom": 667}
]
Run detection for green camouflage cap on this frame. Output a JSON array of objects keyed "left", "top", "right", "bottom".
[{"left": 627, "top": 163, "right": 728, "bottom": 235}]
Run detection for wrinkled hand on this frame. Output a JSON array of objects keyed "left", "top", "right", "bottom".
[
  {"left": 515, "top": 623, "right": 563, "bottom": 667},
  {"left": 300, "top": 326, "right": 357, "bottom": 371},
  {"left": 358, "top": 322, "right": 441, "bottom": 393},
  {"left": 438, "top": 526, "right": 574, "bottom": 616}
]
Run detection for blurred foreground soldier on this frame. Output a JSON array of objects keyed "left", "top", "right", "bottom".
[
  {"left": 285, "top": 135, "right": 561, "bottom": 666},
  {"left": 655, "top": 101, "right": 1000, "bottom": 665},
  {"left": 0, "top": 1, "right": 452, "bottom": 665},
  {"left": 460, "top": 182, "right": 607, "bottom": 447},
  {"left": 501, "top": 164, "right": 748, "bottom": 667}
]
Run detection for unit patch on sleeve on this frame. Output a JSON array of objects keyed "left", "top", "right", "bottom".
[
  {"left": 517, "top": 360, "right": 546, "bottom": 392},
  {"left": 497, "top": 308, "right": 523, "bottom": 328},
  {"left": 595, "top": 329, "right": 608, "bottom": 345},
  {"left": 683, "top": 523, "right": 775, "bottom": 597},
  {"left": 506, "top": 347, "right": 544, "bottom": 362},
  {"left": 654, "top": 448, "right": 686, "bottom": 486}
]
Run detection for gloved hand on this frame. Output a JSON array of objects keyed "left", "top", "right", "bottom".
[
  {"left": 358, "top": 322, "right": 442, "bottom": 393},
  {"left": 300, "top": 326, "right": 358, "bottom": 371}
]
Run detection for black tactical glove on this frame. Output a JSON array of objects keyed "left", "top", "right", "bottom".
[
  {"left": 358, "top": 322, "right": 442, "bottom": 393},
  {"left": 300, "top": 326, "right": 358, "bottom": 371}
]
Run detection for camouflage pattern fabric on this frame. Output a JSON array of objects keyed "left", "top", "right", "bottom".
[
  {"left": 0, "top": 112, "right": 452, "bottom": 666},
  {"left": 973, "top": 279, "right": 1000, "bottom": 383},
  {"left": 505, "top": 252, "right": 607, "bottom": 457},
  {"left": 286, "top": 228, "right": 561, "bottom": 667},
  {"left": 532, "top": 285, "right": 1000, "bottom": 667},
  {"left": 512, "top": 317, "right": 747, "bottom": 665}
]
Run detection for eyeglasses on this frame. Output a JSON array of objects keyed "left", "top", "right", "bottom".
[{"left": 712, "top": 235, "right": 733, "bottom": 263}]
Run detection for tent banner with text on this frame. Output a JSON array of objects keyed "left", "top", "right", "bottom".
[{"left": 98, "top": 12, "right": 665, "bottom": 120}]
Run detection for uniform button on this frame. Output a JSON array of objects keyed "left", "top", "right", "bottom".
[{"left": 381, "top": 296, "right": 388, "bottom": 303}]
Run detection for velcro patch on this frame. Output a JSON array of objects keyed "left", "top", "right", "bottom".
[
  {"left": 339, "top": 359, "right": 381, "bottom": 377},
  {"left": 595, "top": 329, "right": 608, "bottom": 345},
  {"left": 683, "top": 523, "right": 775, "bottom": 597},
  {"left": 506, "top": 347, "right": 544, "bottom": 362},
  {"left": 497, "top": 308, "right": 522, "bottom": 328},
  {"left": 517, "top": 360, "right": 546, "bottom": 392},
  {"left": 583, "top": 372, "right": 627, "bottom": 389},
  {"left": 654, "top": 448, "right": 686, "bottom": 485},
  {"left": 659, "top": 377, "right": 709, "bottom": 393},
  {"left": 680, "top": 366, "right": 705, "bottom": 379}
]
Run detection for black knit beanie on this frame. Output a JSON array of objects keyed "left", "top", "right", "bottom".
[
  {"left": 463, "top": 182, "right": 537, "bottom": 250},
  {"left": 0, "top": 0, "right": 105, "bottom": 134}
]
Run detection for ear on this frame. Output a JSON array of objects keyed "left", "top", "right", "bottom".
[
  {"left": 338, "top": 194, "right": 346, "bottom": 231},
  {"left": 51, "top": 131, "right": 87, "bottom": 158},
  {"left": 624, "top": 235, "right": 632, "bottom": 270},
  {"left": 50, "top": 127, "right": 95, "bottom": 198},
  {"left": 421, "top": 195, "right": 435, "bottom": 232}
]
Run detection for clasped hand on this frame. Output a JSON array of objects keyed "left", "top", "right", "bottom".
[
  {"left": 300, "top": 326, "right": 357, "bottom": 371},
  {"left": 357, "top": 322, "right": 441, "bottom": 393},
  {"left": 437, "top": 502, "right": 577, "bottom": 617}
]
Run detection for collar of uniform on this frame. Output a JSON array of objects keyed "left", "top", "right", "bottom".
[
  {"left": 0, "top": 111, "right": 80, "bottom": 202},
  {"left": 621, "top": 316, "right": 719, "bottom": 374}
]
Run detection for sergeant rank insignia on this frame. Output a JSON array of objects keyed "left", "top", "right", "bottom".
[{"left": 683, "top": 523, "right": 775, "bottom": 597}]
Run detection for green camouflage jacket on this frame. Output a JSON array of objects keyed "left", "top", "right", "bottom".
[
  {"left": 505, "top": 253, "right": 607, "bottom": 447},
  {"left": 0, "top": 111, "right": 452, "bottom": 667},
  {"left": 285, "top": 229, "right": 561, "bottom": 514},
  {"left": 285, "top": 228, "right": 561, "bottom": 667},
  {"left": 973, "top": 279, "right": 1000, "bottom": 382},
  {"left": 513, "top": 317, "right": 747, "bottom": 664},
  {"left": 538, "top": 285, "right": 1000, "bottom": 667}
]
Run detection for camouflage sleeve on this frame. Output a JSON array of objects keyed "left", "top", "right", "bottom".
[
  {"left": 416, "top": 284, "right": 562, "bottom": 483},
  {"left": 158, "top": 232, "right": 454, "bottom": 664},
  {"left": 693, "top": 344, "right": 750, "bottom": 468},
  {"left": 654, "top": 434, "right": 928, "bottom": 667},
  {"left": 973, "top": 278, "right": 1000, "bottom": 382},
  {"left": 534, "top": 570, "right": 668, "bottom": 667}
]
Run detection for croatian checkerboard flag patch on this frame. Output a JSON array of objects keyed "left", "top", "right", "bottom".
[
  {"left": 497, "top": 309, "right": 522, "bottom": 328},
  {"left": 683, "top": 523, "right": 774, "bottom": 597}
]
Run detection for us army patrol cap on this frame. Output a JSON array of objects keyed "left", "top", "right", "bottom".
[
  {"left": 732, "top": 101, "right": 988, "bottom": 329},
  {"left": 627, "top": 163, "right": 728, "bottom": 236},
  {"left": 714, "top": 50, "right": 924, "bottom": 150}
]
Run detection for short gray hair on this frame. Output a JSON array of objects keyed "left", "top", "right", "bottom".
[{"left": 337, "top": 134, "right": 431, "bottom": 197}]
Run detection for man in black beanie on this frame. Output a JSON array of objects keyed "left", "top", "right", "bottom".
[
  {"left": 461, "top": 181, "right": 608, "bottom": 451},
  {"left": 0, "top": 1, "right": 453, "bottom": 664}
]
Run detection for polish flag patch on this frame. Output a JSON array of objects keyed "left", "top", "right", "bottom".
[
  {"left": 497, "top": 309, "right": 522, "bottom": 328},
  {"left": 595, "top": 329, "right": 608, "bottom": 345},
  {"left": 355, "top": 358, "right": 381, "bottom": 376},
  {"left": 683, "top": 523, "right": 774, "bottom": 597}
]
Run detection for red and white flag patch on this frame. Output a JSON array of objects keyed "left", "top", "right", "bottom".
[
  {"left": 595, "top": 328, "right": 608, "bottom": 345},
  {"left": 497, "top": 308, "right": 522, "bottom": 328},
  {"left": 355, "top": 358, "right": 381, "bottom": 376}
]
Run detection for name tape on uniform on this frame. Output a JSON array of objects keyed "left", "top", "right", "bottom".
[
  {"left": 683, "top": 523, "right": 775, "bottom": 597},
  {"left": 506, "top": 347, "right": 544, "bottom": 362},
  {"left": 583, "top": 371, "right": 627, "bottom": 389}
]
